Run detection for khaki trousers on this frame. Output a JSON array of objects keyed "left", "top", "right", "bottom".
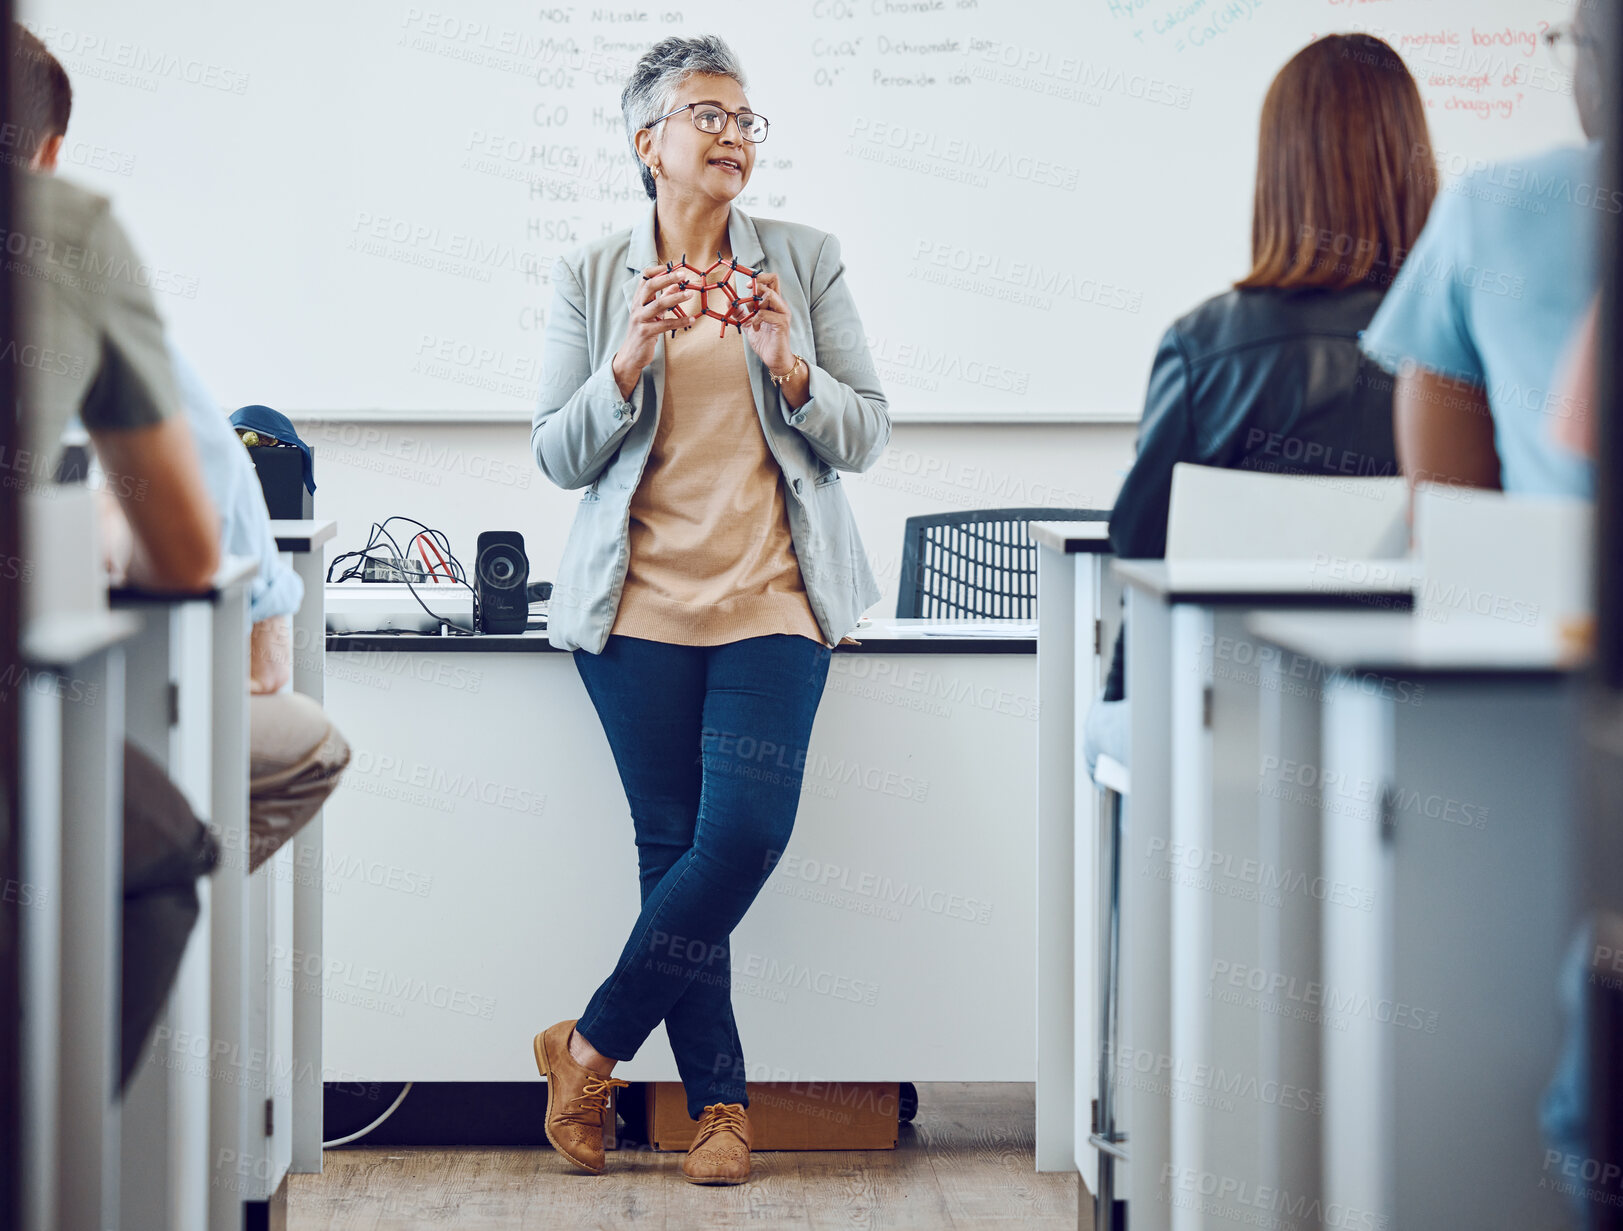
[{"left": 246, "top": 692, "right": 350, "bottom": 874}]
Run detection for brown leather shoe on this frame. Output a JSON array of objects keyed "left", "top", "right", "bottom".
[
  {"left": 681, "top": 1102, "right": 752, "bottom": 1184},
  {"left": 532, "top": 1019, "right": 629, "bottom": 1174}
]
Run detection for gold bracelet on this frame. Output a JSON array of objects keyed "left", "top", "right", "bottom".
[{"left": 771, "top": 354, "right": 805, "bottom": 388}]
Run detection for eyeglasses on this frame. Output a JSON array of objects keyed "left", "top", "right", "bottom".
[
  {"left": 646, "top": 101, "right": 769, "bottom": 144},
  {"left": 1542, "top": 22, "right": 1594, "bottom": 73}
]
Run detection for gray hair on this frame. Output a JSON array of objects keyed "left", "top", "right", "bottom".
[{"left": 621, "top": 35, "right": 748, "bottom": 201}]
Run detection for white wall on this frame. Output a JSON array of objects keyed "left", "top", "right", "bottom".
[{"left": 293, "top": 418, "right": 1136, "bottom": 616}]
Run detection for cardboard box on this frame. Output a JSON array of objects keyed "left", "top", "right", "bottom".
[{"left": 645, "top": 1081, "right": 899, "bottom": 1151}]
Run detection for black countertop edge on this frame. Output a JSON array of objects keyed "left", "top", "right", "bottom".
[
  {"left": 270, "top": 519, "right": 337, "bottom": 554},
  {"left": 1327, "top": 664, "right": 1577, "bottom": 683},
  {"left": 326, "top": 634, "right": 1037, "bottom": 656},
  {"left": 1028, "top": 521, "right": 1112, "bottom": 555},
  {"left": 1168, "top": 591, "right": 1415, "bottom": 611},
  {"left": 110, "top": 555, "right": 259, "bottom": 605}
]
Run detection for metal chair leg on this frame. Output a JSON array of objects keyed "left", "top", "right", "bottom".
[{"left": 1090, "top": 785, "right": 1127, "bottom": 1231}]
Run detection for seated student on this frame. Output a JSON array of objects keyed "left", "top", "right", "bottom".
[
  {"left": 11, "top": 23, "right": 221, "bottom": 1089},
  {"left": 1362, "top": 8, "right": 1613, "bottom": 1194},
  {"left": 16, "top": 27, "right": 351, "bottom": 877},
  {"left": 1086, "top": 33, "right": 1437, "bottom": 778},
  {"left": 11, "top": 30, "right": 218, "bottom": 589},
  {"left": 167, "top": 353, "right": 351, "bottom": 873},
  {"left": 1359, "top": 2, "right": 1610, "bottom": 498}
]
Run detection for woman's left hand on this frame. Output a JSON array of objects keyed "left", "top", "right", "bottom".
[{"left": 742, "top": 272, "right": 796, "bottom": 377}]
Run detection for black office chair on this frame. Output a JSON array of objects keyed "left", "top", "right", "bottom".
[{"left": 895, "top": 507, "right": 1110, "bottom": 619}]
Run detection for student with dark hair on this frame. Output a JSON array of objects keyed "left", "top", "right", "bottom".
[
  {"left": 7, "top": 22, "right": 70, "bottom": 170},
  {"left": 14, "top": 26, "right": 350, "bottom": 886},
  {"left": 1087, "top": 33, "right": 1438, "bottom": 778},
  {"left": 10, "top": 25, "right": 220, "bottom": 590},
  {"left": 1108, "top": 32, "right": 1435, "bottom": 562},
  {"left": 10, "top": 21, "right": 224, "bottom": 1089}
]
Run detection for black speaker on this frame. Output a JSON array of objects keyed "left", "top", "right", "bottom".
[{"left": 475, "top": 531, "right": 529, "bottom": 634}]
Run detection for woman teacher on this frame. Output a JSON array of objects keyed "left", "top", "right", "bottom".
[{"left": 529, "top": 34, "right": 890, "bottom": 1186}]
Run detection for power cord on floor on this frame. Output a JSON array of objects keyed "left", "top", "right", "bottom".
[{"left": 322, "top": 1081, "right": 415, "bottom": 1149}]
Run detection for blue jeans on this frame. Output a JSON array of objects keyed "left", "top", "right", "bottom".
[{"left": 571, "top": 632, "right": 832, "bottom": 1118}]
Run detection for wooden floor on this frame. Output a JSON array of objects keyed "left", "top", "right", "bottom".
[{"left": 290, "top": 1082, "right": 1090, "bottom": 1230}]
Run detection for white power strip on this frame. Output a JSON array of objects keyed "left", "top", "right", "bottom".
[{"left": 326, "top": 583, "right": 474, "bottom": 634}]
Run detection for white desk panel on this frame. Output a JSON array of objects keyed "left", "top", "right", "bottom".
[
  {"left": 1032, "top": 520, "right": 1115, "bottom": 1174},
  {"left": 1250, "top": 610, "right": 1580, "bottom": 1227},
  {"left": 321, "top": 640, "right": 1038, "bottom": 1084}
]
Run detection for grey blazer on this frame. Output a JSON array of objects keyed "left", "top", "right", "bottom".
[{"left": 532, "top": 201, "right": 891, "bottom": 653}]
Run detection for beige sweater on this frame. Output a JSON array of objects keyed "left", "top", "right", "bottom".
[{"left": 609, "top": 278, "right": 829, "bottom": 648}]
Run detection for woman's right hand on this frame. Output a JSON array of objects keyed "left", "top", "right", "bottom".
[{"left": 612, "top": 264, "right": 693, "bottom": 399}]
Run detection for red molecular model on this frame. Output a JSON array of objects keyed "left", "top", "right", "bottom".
[{"left": 645, "top": 252, "right": 765, "bottom": 338}]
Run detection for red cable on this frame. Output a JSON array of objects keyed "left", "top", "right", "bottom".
[{"left": 410, "top": 532, "right": 452, "bottom": 583}]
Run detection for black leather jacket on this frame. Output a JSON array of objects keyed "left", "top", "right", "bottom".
[{"left": 1103, "top": 285, "right": 1399, "bottom": 699}]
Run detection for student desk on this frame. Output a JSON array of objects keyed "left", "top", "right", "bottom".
[
  {"left": 1030, "top": 519, "right": 1114, "bottom": 1173},
  {"left": 22, "top": 558, "right": 257, "bottom": 1231},
  {"left": 1112, "top": 559, "right": 1416, "bottom": 1231},
  {"left": 111, "top": 557, "right": 258, "bottom": 1231},
  {"left": 19, "top": 610, "right": 138, "bottom": 1231},
  {"left": 1247, "top": 611, "right": 1581, "bottom": 1229},
  {"left": 319, "top": 618, "right": 1041, "bottom": 1130},
  {"left": 271, "top": 519, "right": 338, "bottom": 1175}
]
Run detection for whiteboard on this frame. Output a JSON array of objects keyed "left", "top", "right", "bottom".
[{"left": 23, "top": 1, "right": 1587, "bottom": 422}]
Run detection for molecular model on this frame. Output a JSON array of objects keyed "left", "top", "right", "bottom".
[{"left": 645, "top": 252, "right": 765, "bottom": 338}]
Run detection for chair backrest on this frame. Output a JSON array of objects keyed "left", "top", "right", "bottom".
[
  {"left": 1164, "top": 463, "right": 1409, "bottom": 561},
  {"left": 1412, "top": 483, "right": 1592, "bottom": 638},
  {"left": 896, "top": 507, "right": 1110, "bottom": 619}
]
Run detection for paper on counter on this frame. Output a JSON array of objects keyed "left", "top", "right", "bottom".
[{"left": 914, "top": 621, "right": 1038, "bottom": 638}]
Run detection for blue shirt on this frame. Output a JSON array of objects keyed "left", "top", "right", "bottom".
[
  {"left": 168, "top": 345, "right": 305, "bottom": 623},
  {"left": 1360, "top": 141, "right": 1602, "bottom": 497}
]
